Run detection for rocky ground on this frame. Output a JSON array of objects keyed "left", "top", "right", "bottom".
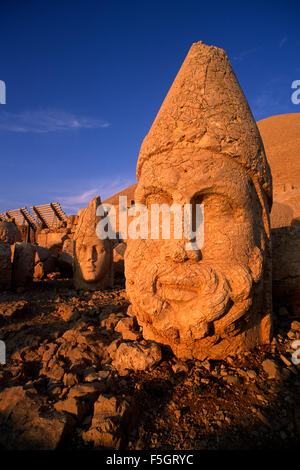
[{"left": 0, "top": 273, "right": 300, "bottom": 451}]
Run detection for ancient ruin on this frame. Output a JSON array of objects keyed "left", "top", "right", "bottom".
[
  {"left": 1, "top": 37, "right": 300, "bottom": 452},
  {"left": 73, "top": 196, "right": 114, "bottom": 290},
  {"left": 125, "top": 41, "right": 273, "bottom": 360}
]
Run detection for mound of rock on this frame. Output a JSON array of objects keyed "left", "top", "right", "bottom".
[{"left": 34, "top": 245, "right": 56, "bottom": 279}]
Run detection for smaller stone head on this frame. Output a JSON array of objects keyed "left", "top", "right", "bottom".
[{"left": 73, "top": 197, "right": 113, "bottom": 290}]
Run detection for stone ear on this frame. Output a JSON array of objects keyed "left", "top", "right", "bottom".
[{"left": 248, "top": 246, "right": 263, "bottom": 283}]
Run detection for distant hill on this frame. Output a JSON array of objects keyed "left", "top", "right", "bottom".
[
  {"left": 257, "top": 113, "right": 300, "bottom": 194},
  {"left": 103, "top": 183, "right": 137, "bottom": 206}
]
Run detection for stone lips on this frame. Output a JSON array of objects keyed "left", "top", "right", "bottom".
[{"left": 73, "top": 196, "right": 113, "bottom": 290}]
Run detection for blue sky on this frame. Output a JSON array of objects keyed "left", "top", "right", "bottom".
[{"left": 0, "top": 0, "right": 299, "bottom": 214}]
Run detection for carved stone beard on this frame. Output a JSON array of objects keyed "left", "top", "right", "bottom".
[{"left": 125, "top": 242, "right": 264, "bottom": 358}]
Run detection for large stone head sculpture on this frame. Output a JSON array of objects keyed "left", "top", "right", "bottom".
[
  {"left": 73, "top": 196, "right": 113, "bottom": 290},
  {"left": 125, "top": 42, "right": 273, "bottom": 360}
]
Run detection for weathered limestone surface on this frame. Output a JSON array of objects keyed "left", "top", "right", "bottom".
[
  {"left": 36, "top": 229, "right": 69, "bottom": 257},
  {"left": 113, "top": 340, "right": 162, "bottom": 375},
  {"left": 0, "top": 242, "right": 12, "bottom": 290},
  {"left": 82, "top": 395, "right": 130, "bottom": 448},
  {"left": 125, "top": 41, "right": 273, "bottom": 360},
  {"left": 0, "top": 221, "right": 22, "bottom": 244},
  {"left": 271, "top": 201, "right": 294, "bottom": 229},
  {"left": 73, "top": 197, "right": 113, "bottom": 290},
  {"left": 270, "top": 185, "right": 300, "bottom": 228},
  {"left": 113, "top": 242, "right": 126, "bottom": 275}
]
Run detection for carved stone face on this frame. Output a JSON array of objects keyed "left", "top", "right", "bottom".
[
  {"left": 76, "top": 237, "right": 111, "bottom": 283},
  {"left": 125, "top": 151, "right": 269, "bottom": 359},
  {"left": 125, "top": 41, "right": 272, "bottom": 359}
]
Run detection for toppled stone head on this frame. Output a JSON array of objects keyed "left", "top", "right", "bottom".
[
  {"left": 73, "top": 197, "right": 113, "bottom": 290},
  {"left": 125, "top": 41, "right": 273, "bottom": 360}
]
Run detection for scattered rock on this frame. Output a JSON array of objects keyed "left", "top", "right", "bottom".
[
  {"left": 0, "top": 221, "right": 22, "bottom": 244},
  {"left": 278, "top": 306, "right": 289, "bottom": 317},
  {"left": 57, "top": 239, "right": 74, "bottom": 276},
  {"left": 0, "top": 386, "right": 75, "bottom": 450},
  {"left": 54, "top": 396, "right": 90, "bottom": 421},
  {"left": 262, "top": 359, "right": 282, "bottom": 380},
  {"left": 246, "top": 370, "right": 257, "bottom": 379},
  {"left": 113, "top": 341, "right": 162, "bottom": 374},
  {"left": 113, "top": 242, "right": 126, "bottom": 274},
  {"left": 115, "top": 316, "right": 140, "bottom": 341},
  {"left": 12, "top": 242, "right": 35, "bottom": 288},
  {"left": 272, "top": 226, "right": 300, "bottom": 307},
  {"left": 279, "top": 354, "right": 292, "bottom": 367},
  {"left": 291, "top": 321, "right": 300, "bottom": 331},
  {"left": 0, "top": 242, "right": 12, "bottom": 290},
  {"left": 63, "top": 372, "right": 79, "bottom": 387},
  {"left": 81, "top": 394, "right": 132, "bottom": 448},
  {"left": 172, "top": 361, "right": 189, "bottom": 374},
  {"left": 107, "top": 339, "right": 121, "bottom": 360},
  {"left": 34, "top": 245, "right": 56, "bottom": 279}
]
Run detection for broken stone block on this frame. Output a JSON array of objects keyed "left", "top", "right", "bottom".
[
  {"left": 115, "top": 316, "right": 140, "bottom": 341},
  {"left": 81, "top": 395, "right": 129, "bottom": 448},
  {"left": 57, "top": 238, "right": 74, "bottom": 277},
  {"left": 125, "top": 41, "right": 273, "bottom": 360},
  {"left": 73, "top": 197, "right": 114, "bottom": 291},
  {"left": 12, "top": 242, "right": 35, "bottom": 288},
  {"left": 0, "top": 241, "right": 12, "bottom": 290},
  {"left": 272, "top": 226, "right": 300, "bottom": 307},
  {"left": 113, "top": 340, "right": 162, "bottom": 374},
  {"left": 0, "top": 386, "right": 75, "bottom": 450},
  {"left": 262, "top": 359, "right": 282, "bottom": 380},
  {"left": 0, "top": 221, "right": 22, "bottom": 244}
]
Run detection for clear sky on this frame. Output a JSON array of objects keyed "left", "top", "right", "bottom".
[{"left": 0, "top": 0, "right": 299, "bottom": 214}]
